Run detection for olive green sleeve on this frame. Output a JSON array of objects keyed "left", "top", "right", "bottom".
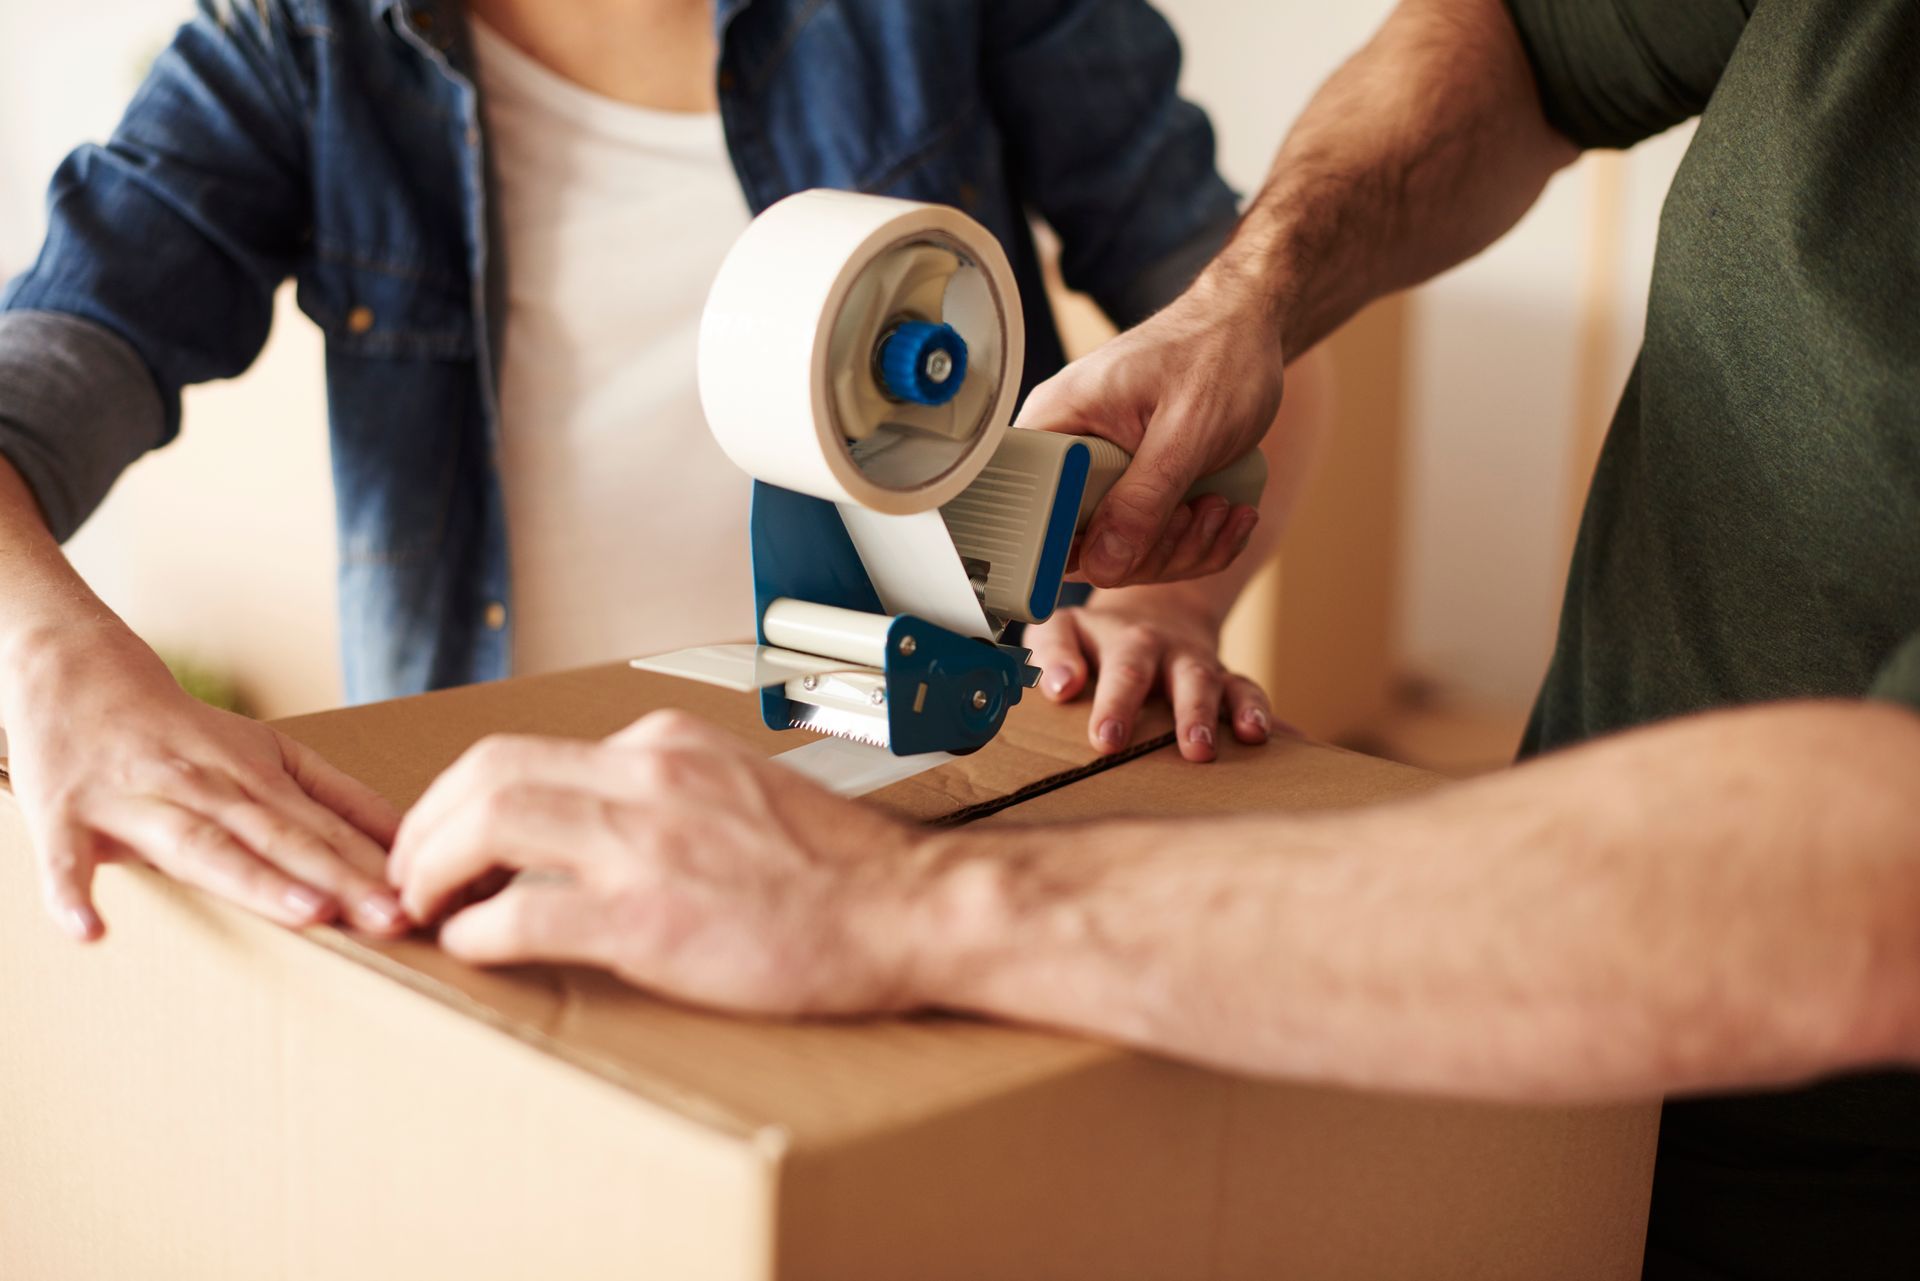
[
  {"left": 1869, "top": 632, "right": 1920, "bottom": 713},
  {"left": 1501, "top": 0, "right": 1755, "bottom": 149}
]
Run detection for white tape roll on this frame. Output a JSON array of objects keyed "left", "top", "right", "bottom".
[{"left": 698, "top": 190, "right": 1025, "bottom": 515}]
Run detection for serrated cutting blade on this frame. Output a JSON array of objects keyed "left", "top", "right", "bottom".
[{"left": 786, "top": 701, "right": 892, "bottom": 750}]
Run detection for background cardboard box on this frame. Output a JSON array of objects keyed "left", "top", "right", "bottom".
[{"left": 1, "top": 666, "right": 1657, "bottom": 1279}]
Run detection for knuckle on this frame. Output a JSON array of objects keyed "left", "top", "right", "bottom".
[
  {"left": 642, "top": 708, "right": 701, "bottom": 739},
  {"left": 150, "top": 756, "right": 211, "bottom": 795},
  {"left": 477, "top": 781, "right": 535, "bottom": 826},
  {"left": 236, "top": 754, "right": 286, "bottom": 790},
  {"left": 1113, "top": 623, "right": 1161, "bottom": 654},
  {"left": 38, "top": 785, "right": 86, "bottom": 824},
  {"left": 631, "top": 748, "right": 690, "bottom": 792},
  {"left": 40, "top": 842, "right": 85, "bottom": 878},
  {"left": 1173, "top": 654, "right": 1226, "bottom": 684},
  {"left": 466, "top": 735, "right": 514, "bottom": 770},
  {"left": 1105, "top": 660, "right": 1155, "bottom": 690},
  {"left": 174, "top": 818, "right": 231, "bottom": 863}
]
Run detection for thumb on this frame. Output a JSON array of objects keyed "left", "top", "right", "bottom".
[
  {"left": 1012, "top": 369, "right": 1096, "bottom": 436},
  {"left": 37, "top": 818, "right": 105, "bottom": 941},
  {"left": 1077, "top": 401, "right": 1204, "bottom": 588},
  {"left": 1023, "top": 611, "right": 1090, "bottom": 702}
]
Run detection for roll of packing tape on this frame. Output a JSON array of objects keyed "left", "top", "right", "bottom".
[{"left": 698, "top": 190, "right": 1025, "bottom": 515}]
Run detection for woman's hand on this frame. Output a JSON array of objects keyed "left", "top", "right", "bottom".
[
  {"left": 1024, "top": 586, "right": 1275, "bottom": 763},
  {"left": 2, "top": 622, "right": 407, "bottom": 941}
]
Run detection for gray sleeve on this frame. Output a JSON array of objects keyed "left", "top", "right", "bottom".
[
  {"left": 0, "top": 310, "right": 165, "bottom": 541},
  {"left": 1099, "top": 209, "right": 1239, "bottom": 331}
]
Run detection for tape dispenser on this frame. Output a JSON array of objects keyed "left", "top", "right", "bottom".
[{"left": 635, "top": 190, "right": 1266, "bottom": 756}]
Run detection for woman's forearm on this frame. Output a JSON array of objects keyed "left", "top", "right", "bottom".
[{"left": 0, "top": 456, "right": 152, "bottom": 714}]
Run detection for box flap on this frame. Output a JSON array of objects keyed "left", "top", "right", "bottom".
[
  {"left": 271, "top": 662, "right": 1176, "bottom": 1146},
  {"left": 152, "top": 665, "right": 1445, "bottom": 1153}
]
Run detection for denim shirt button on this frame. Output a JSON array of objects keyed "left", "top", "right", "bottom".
[
  {"left": 346, "top": 305, "right": 375, "bottom": 335},
  {"left": 717, "top": 68, "right": 737, "bottom": 93},
  {"left": 483, "top": 601, "right": 507, "bottom": 631}
]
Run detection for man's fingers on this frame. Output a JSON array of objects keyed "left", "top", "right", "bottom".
[
  {"left": 1157, "top": 496, "right": 1251, "bottom": 583},
  {"left": 99, "top": 797, "right": 335, "bottom": 929},
  {"left": 1167, "top": 653, "right": 1229, "bottom": 763},
  {"left": 1024, "top": 612, "right": 1090, "bottom": 702},
  {"left": 1130, "top": 503, "right": 1196, "bottom": 583},
  {"left": 279, "top": 732, "right": 402, "bottom": 848},
  {"left": 438, "top": 881, "right": 618, "bottom": 971},
  {"left": 1079, "top": 399, "right": 1206, "bottom": 587},
  {"left": 1224, "top": 674, "right": 1274, "bottom": 745},
  {"left": 1199, "top": 507, "right": 1262, "bottom": 578},
  {"left": 392, "top": 734, "right": 624, "bottom": 886},
  {"left": 1086, "top": 627, "right": 1162, "bottom": 755},
  {"left": 35, "top": 818, "right": 105, "bottom": 941},
  {"left": 396, "top": 782, "right": 605, "bottom": 925}
]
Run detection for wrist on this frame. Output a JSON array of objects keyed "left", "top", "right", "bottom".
[
  {"left": 1191, "top": 225, "right": 1294, "bottom": 358},
  {"left": 879, "top": 827, "right": 1027, "bottom": 1014},
  {"left": 1088, "top": 580, "right": 1231, "bottom": 636},
  {"left": 0, "top": 615, "right": 168, "bottom": 720}
]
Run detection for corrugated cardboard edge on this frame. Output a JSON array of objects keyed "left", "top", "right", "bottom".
[
  {"left": 283, "top": 723, "right": 1185, "bottom": 1146},
  {"left": 296, "top": 926, "right": 779, "bottom": 1145}
]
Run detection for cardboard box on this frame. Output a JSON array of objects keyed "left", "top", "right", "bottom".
[{"left": 0, "top": 665, "right": 1656, "bottom": 1280}]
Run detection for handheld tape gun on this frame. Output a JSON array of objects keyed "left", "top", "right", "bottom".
[{"left": 635, "top": 190, "right": 1265, "bottom": 758}]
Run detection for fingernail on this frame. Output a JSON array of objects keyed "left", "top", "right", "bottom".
[
  {"left": 1097, "top": 718, "right": 1127, "bottom": 749},
  {"left": 1043, "top": 670, "right": 1072, "bottom": 697},
  {"left": 1188, "top": 723, "right": 1214, "bottom": 748},
  {"left": 360, "top": 893, "right": 406, "bottom": 931},
  {"left": 63, "top": 905, "right": 102, "bottom": 941},
  {"left": 1199, "top": 504, "right": 1229, "bottom": 545},
  {"left": 1235, "top": 511, "right": 1261, "bottom": 551},
  {"left": 1087, "top": 532, "right": 1133, "bottom": 581},
  {"left": 283, "top": 885, "right": 330, "bottom": 920},
  {"left": 1244, "top": 708, "right": 1270, "bottom": 735}
]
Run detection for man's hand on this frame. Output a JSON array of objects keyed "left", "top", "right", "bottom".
[
  {"left": 389, "top": 712, "right": 927, "bottom": 1017},
  {"left": 1026, "top": 585, "right": 1275, "bottom": 762},
  {"left": 1016, "top": 274, "right": 1284, "bottom": 589},
  {"left": 3, "top": 622, "right": 406, "bottom": 941}
]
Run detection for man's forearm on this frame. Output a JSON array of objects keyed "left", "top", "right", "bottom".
[
  {"left": 1208, "top": 0, "right": 1579, "bottom": 359},
  {"left": 903, "top": 701, "right": 1920, "bottom": 1102}
]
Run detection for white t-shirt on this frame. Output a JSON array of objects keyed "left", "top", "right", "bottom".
[{"left": 472, "top": 19, "right": 754, "bottom": 675}]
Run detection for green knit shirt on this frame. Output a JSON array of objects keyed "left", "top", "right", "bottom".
[{"left": 1504, "top": 0, "right": 1919, "bottom": 1276}]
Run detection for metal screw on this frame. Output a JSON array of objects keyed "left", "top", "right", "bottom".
[
  {"left": 925, "top": 349, "right": 953, "bottom": 384},
  {"left": 870, "top": 687, "right": 887, "bottom": 706},
  {"left": 897, "top": 635, "right": 917, "bottom": 656},
  {"left": 802, "top": 675, "right": 819, "bottom": 691},
  {"left": 971, "top": 690, "right": 988, "bottom": 711}
]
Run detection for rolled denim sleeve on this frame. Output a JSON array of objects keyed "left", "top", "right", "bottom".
[
  {"left": 0, "top": 0, "right": 311, "bottom": 533},
  {"left": 983, "top": 0, "right": 1239, "bottom": 329}
]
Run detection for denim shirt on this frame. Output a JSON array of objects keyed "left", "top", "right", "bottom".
[{"left": 0, "top": 0, "right": 1236, "bottom": 704}]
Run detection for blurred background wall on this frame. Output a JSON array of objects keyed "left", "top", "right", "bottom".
[{"left": 0, "top": 1, "right": 1692, "bottom": 770}]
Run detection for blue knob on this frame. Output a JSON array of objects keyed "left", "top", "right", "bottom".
[{"left": 876, "top": 321, "right": 968, "bottom": 406}]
